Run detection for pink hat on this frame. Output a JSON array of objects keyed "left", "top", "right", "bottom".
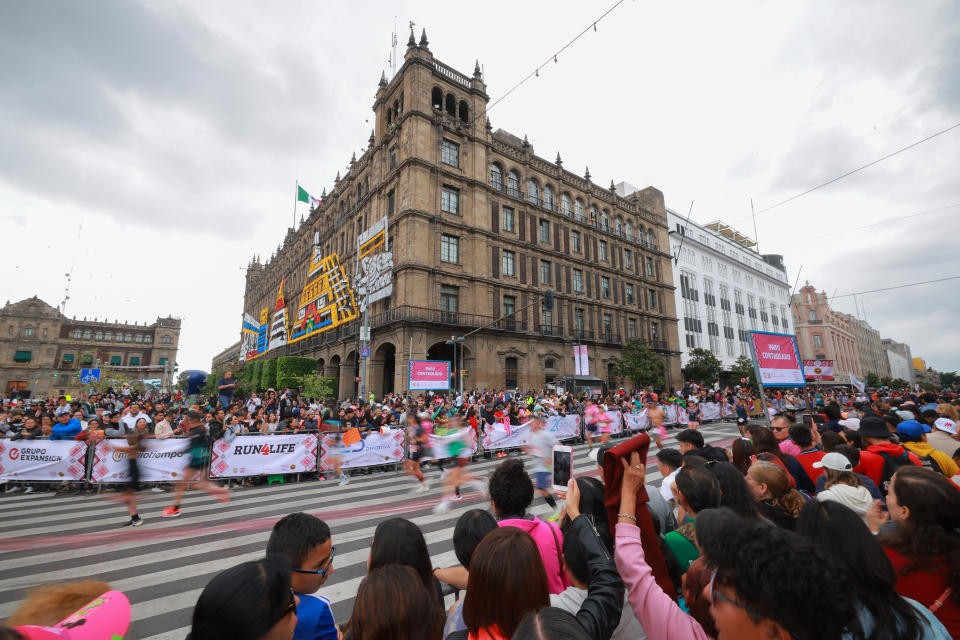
[{"left": 14, "top": 590, "right": 131, "bottom": 640}]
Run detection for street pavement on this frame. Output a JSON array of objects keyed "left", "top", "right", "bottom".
[{"left": 0, "top": 421, "right": 742, "bottom": 638}]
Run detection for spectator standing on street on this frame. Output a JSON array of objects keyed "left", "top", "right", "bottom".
[{"left": 217, "top": 371, "right": 236, "bottom": 411}]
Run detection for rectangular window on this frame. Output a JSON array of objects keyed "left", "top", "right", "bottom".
[
  {"left": 813, "top": 335, "right": 824, "bottom": 349},
  {"left": 598, "top": 240, "right": 608, "bottom": 261},
  {"left": 13, "top": 350, "right": 31, "bottom": 363},
  {"left": 571, "top": 230, "right": 581, "bottom": 252},
  {"left": 573, "top": 269, "right": 585, "bottom": 293},
  {"left": 441, "top": 186, "right": 460, "bottom": 214},
  {"left": 159, "top": 357, "right": 168, "bottom": 365},
  {"left": 645, "top": 257, "right": 654, "bottom": 276},
  {"left": 80, "top": 354, "right": 94, "bottom": 365},
  {"left": 601, "top": 277, "right": 611, "bottom": 298},
  {"left": 603, "top": 313, "right": 612, "bottom": 334},
  {"left": 809, "top": 310, "right": 818, "bottom": 322},
  {"left": 440, "top": 285, "right": 459, "bottom": 312},
  {"left": 387, "top": 190, "right": 395, "bottom": 216},
  {"left": 624, "top": 249, "right": 632, "bottom": 269},
  {"left": 648, "top": 289, "right": 657, "bottom": 309},
  {"left": 626, "top": 283, "right": 634, "bottom": 304},
  {"left": 542, "top": 308, "right": 553, "bottom": 327},
  {"left": 537, "top": 260, "right": 550, "bottom": 285},
  {"left": 651, "top": 322, "right": 660, "bottom": 341},
  {"left": 502, "top": 250, "right": 516, "bottom": 277},
  {"left": 62, "top": 353, "right": 75, "bottom": 363},
  {"left": 389, "top": 145, "right": 398, "bottom": 170},
  {"left": 628, "top": 318, "right": 637, "bottom": 338},
  {"left": 135, "top": 334, "right": 143, "bottom": 343},
  {"left": 129, "top": 356, "right": 141, "bottom": 366},
  {"left": 575, "top": 308, "right": 584, "bottom": 332},
  {"left": 441, "top": 139, "right": 459, "bottom": 167},
  {"left": 441, "top": 234, "right": 459, "bottom": 263},
  {"left": 502, "top": 206, "right": 515, "bottom": 232},
  {"left": 503, "top": 295, "right": 516, "bottom": 317},
  {"left": 110, "top": 355, "right": 122, "bottom": 365},
  {"left": 539, "top": 219, "right": 550, "bottom": 243}
]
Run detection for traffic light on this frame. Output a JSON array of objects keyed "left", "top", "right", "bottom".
[{"left": 543, "top": 289, "right": 554, "bottom": 311}]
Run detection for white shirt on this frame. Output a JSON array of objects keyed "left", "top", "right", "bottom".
[
  {"left": 659, "top": 467, "right": 680, "bottom": 506},
  {"left": 119, "top": 411, "right": 152, "bottom": 433},
  {"left": 246, "top": 397, "right": 262, "bottom": 413}
]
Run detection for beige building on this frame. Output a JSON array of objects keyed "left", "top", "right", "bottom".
[
  {"left": 211, "top": 340, "right": 241, "bottom": 373},
  {"left": 883, "top": 339, "right": 914, "bottom": 384},
  {"left": 836, "top": 312, "right": 890, "bottom": 380},
  {"left": 791, "top": 284, "right": 861, "bottom": 383},
  {"left": 0, "top": 296, "right": 181, "bottom": 399},
  {"left": 912, "top": 358, "right": 941, "bottom": 388},
  {"left": 240, "top": 32, "right": 681, "bottom": 398}
]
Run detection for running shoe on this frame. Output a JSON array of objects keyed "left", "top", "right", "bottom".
[
  {"left": 161, "top": 506, "right": 181, "bottom": 518},
  {"left": 415, "top": 481, "right": 430, "bottom": 493},
  {"left": 122, "top": 517, "right": 144, "bottom": 527},
  {"left": 6, "top": 486, "right": 21, "bottom": 493},
  {"left": 450, "top": 494, "right": 463, "bottom": 502},
  {"left": 24, "top": 487, "right": 34, "bottom": 494},
  {"left": 339, "top": 475, "right": 350, "bottom": 487}
]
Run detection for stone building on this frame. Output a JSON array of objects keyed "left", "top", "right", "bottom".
[
  {"left": 0, "top": 296, "right": 181, "bottom": 399},
  {"left": 239, "top": 32, "right": 681, "bottom": 398},
  {"left": 835, "top": 312, "right": 890, "bottom": 380},
  {"left": 791, "top": 284, "right": 862, "bottom": 383}
]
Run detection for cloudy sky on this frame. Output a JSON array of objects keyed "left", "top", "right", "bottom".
[{"left": 1, "top": 0, "right": 958, "bottom": 374}]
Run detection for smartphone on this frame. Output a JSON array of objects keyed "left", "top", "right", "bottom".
[{"left": 552, "top": 445, "right": 573, "bottom": 492}]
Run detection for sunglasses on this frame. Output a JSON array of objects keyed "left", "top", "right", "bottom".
[{"left": 291, "top": 546, "right": 336, "bottom": 576}]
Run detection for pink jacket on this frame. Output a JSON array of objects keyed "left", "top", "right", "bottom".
[
  {"left": 614, "top": 523, "right": 711, "bottom": 640},
  {"left": 499, "top": 517, "right": 570, "bottom": 594}
]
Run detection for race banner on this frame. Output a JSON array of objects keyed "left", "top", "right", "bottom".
[
  {"left": 210, "top": 433, "right": 319, "bottom": 478},
  {"left": 319, "top": 429, "right": 404, "bottom": 470},
  {"left": 0, "top": 440, "right": 87, "bottom": 481},
  {"left": 749, "top": 331, "right": 805, "bottom": 387},
  {"left": 803, "top": 360, "right": 835, "bottom": 381},
  {"left": 676, "top": 406, "right": 689, "bottom": 425},
  {"left": 606, "top": 410, "right": 624, "bottom": 434},
  {"left": 91, "top": 438, "right": 191, "bottom": 483},
  {"left": 663, "top": 404, "right": 678, "bottom": 425},
  {"left": 623, "top": 410, "right": 650, "bottom": 432},
  {"left": 700, "top": 402, "right": 722, "bottom": 421},
  {"left": 481, "top": 415, "right": 580, "bottom": 451}
]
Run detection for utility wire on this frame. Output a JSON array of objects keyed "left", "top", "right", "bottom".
[
  {"left": 737, "top": 121, "right": 960, "bottom": 223},
  {"left": 797, "top": 202, "right": 960, "bottom": 241},
  {"left": 828, "top": 275, "right": 960, "bottom": 300}
]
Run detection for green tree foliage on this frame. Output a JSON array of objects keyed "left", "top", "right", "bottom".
[
  {"left": 940, "top": 371, "right": 958, "bottom": 388},
  {"left": 261, "top": 359, "right": 278, "bottom": 391},
  {"left": 612, "top": 339, "right": 665, "bottom": 389},
  {"left": 730, "top": 355, "right": 757, "bottom": 388},
  {"left": 175, "top": 371, "right": 190, "bottom": 392},
  {"left": 865, "top": 372, "right": 881, "bottom": 388},
  {"left": 276, "top": 356, "right": 317, "bottom": 389},
  {"left": 297, "top": 374, "right": 338, "bottom": 401},
  {"left": 683, "top": 348, "right": 723, "bottom": 385},
  {"left": 251, "top": 360, "right": 264, "bottom": 393},
  {"left": 890, "top": 378, "right": 910, "bottom": 389},
  {"left": 202, "top": 370, "right": 224, "bottom": 397}
]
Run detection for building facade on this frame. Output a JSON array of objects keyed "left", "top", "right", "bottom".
[
  {"left": 912, "top": 358, "right": 941, "bottom": 388},
  {"left": 239, "top": 33, "right": 681, "bottom": 398},
  {"left": 836, "top": 312, "right": 890, "bottom": 379},
  {"left": 665, "top": 211, "right": 794, "bottom": 372},
  {"left": 211, "top": 340, "right": 241, "bottom": 374},
  {"left": 0, "top": 296, "right": 181, "bottom": 399},
  {"left": 791, "top": 284, "right": 862, "bottom": 383},
  {"left": 883, "top": 339, "right": 914, "bottom": 384}
]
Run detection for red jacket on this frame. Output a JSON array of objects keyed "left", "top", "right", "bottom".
[
  {"left": 856, "top": 442, "right": 922, "bottom": 487},
  {"left": 885, "top": 547, "right": 960, "bottom": 637},
  {"left": 796, "top": 449, "right": 826, "bottom": 483}
]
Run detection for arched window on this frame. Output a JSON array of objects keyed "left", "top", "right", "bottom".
[
  {"left": 83, "top": 330, "right": 92, "bottom": 339},
  {"left": 104, "top": 331, "right": 112, "bottom": 341},
  {"left": 490, "top": 164, "right": 504, "bottom": 191},
  {"left": 458, "top": 100, "right": 469, "bottom": 122},
  {"left": 601, "top": 210, "right": 610, "bottom": 231},
  {"left": 507, "top": 171, "right": 521, "bottom": 197},
  {"left": 95, "top": 331, "right": 103, "bottom": 340},
  {"left": 393, "top": 100, "right": 400, "bottom": 119},
  {"left": 527, "top": 179, "right": 540, "bottom": 206},
  {"left": 386, "top": 108, "right": 392, "bottom": 126},
  {"left": 135, "top": 334, "right": 143, "bottom": 343},
  {"left": 543, "top": 185, "right": 554, "bottom": 211},
  {"left": 431, "top": 87, "right": 443, "bottom": 110},
  {"left": 625, "top": 221, "right": 633, "bottom": 240},
  {"left": 445, "top": 94, "right": 456, "bottom": 117},
  {"left": 24, "top": 327, "right": 33, "bottom": 336},
  {"left": 561, "top": 194, "right": 572, "bottom": 216},
  {"left": 574, "top": 199, "right": 585, "bottom": 221},
  {"left": 505, "top": 357, "right": 518, "bottom": 388}
]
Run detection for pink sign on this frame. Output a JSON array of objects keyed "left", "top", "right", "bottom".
[
  {"left": 408, "top": 360, "right": 451, "bottom": 390},
  {"left": 749, "top": 332, "right": 805, "bottom": 387},
  {"left": 803, "top": 359, "right": 835, "bottom": 380}
]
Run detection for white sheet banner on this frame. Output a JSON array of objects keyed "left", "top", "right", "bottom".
[
  {"left": 91, "top": 438, "right": 191, "bottom": 483},
  {"left": 676, "top": 406, "right": 689, "bottom": 425},
  {"left": 0, "top": 440, "right": 87, "bottom": 481},
  {"left": 623, "top": 410, "right": 650, "bottom": 432},
  {"left": 210, "top": 433, "right": 319, "bottom": 478},
  {"left": 481, "top": 415, "right": 580, "bottom": 451},
  {"left": 721, "top": 402, "right": 737, "bottom": 417},
  {"left": 664, "top": 405, "right": 678, "bottom": 425},
  {"left": 319, "top": 429, "right": 405, "bottom": 470},
  {"left": 606, "top": 410, "right": 624, "bottom": 434},
  {"left": 700, "top": 402, "right": 722, "bottom": 421}
]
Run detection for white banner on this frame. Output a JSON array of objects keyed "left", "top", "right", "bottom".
[
  {"left": 664, "top": 404, "right": 678, "bottom": 425},
  {"left": 0, "top": 440, "right": 87, "bottom": 481},
  {"left": 606, "top": 410, "right": 624, "bottom": 434},
  {"left": 319, "top": 429, "right": 405, "bottom": 470},
  {"left": 91, "top": 438, "right": 191, "bottom": 483},
  {"left": 210, "top": 433, "right": 319, "bottom": 478},
  {"left": 700, "top": 402, "right": 722, "bottom": 421},
  {"left": 623, "top": 410, "right": 650, "bottom": 432},
  {"left": 481, "top": 415, "right": 580, "bottom": 451},
  {"left": 721, "top": 401, "right": 737, "bottom": 417}
]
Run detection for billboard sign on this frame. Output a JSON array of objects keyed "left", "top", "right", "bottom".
[
  {"left": 408, "top": 360, "right": 451, "bottom": 390},
  {"left": 803, "top": 359, "right": 835, "bottom": 380},
  {"left": 748, "top": 331, "right": 805, "bottom": 387}
]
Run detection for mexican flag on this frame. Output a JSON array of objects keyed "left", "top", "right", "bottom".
[{"left": 297, "top": 185, "right": 319, "bottom": 208}]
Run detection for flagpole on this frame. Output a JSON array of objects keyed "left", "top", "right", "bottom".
[{"left": 293, "top": 180, "right": 298, "bottom": 228}]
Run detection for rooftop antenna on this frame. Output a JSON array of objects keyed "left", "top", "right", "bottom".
[
  {"left": 750, "top": 198, "right": 760, "bottom": 254},
  {"left": 388, "top": 16, "right": 398, "bottom": 77},
  {"left": 59, "top": 222, "right": 83, "bottom": 314}
]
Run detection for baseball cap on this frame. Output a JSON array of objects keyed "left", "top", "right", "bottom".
[
  {"left": 897, "top": 419, "right": 931, "bottom": 439},
  {"left": 895, "top": 410, "right": 915, "bottom": 422},
  {"left": 838, "top": 418, "right": 861, "bottom": 431},
  {"left": 934, "top": 417, "right": 958, "bottom": 435},
  {"left": 14, "top": 590, "right": 130, "bottom": 639},
  {"left": 859, "top": 416, "right": 891, "bottom": 439},
  {"left": 812, "top": 452, "right": 853, "bottom": 472}
]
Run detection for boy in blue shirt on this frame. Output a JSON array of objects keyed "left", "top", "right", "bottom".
[{"left": 266, "top": 513, "right": 338, "bottom": 640}]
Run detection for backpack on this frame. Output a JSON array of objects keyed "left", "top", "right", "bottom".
[{"left": 878, "top": 450, "right": 913, "bottom": 495}]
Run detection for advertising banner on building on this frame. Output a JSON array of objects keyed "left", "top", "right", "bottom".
[
  {"left": 319, "top": 429, "right": 405, "bottom": 470},
  {"left": 481, "top": 415, "right": 580, "bottom": 451},
  {"left": 573, "top": 345, "right": 589, "bottom": 376},
  {"left": 749, "top": 331, "right": 806, "bottom": 387},
  {"left": 408, "top": 360, "right": 451, "bottom": 390},
  {"left": 91, "top": 438, "right": 191, "bottom": 483},
  {"left": 0, "top": 440, "right": 87, "bottom": 481},
  {"left": 209, "top": 434, "right": 319, "bottom": 478},
  {"left": 803, "top": 360, "right": 835, "bottom": 380},
  {"left": 355, "top": 215, "right": 394, "bottom": 313}
]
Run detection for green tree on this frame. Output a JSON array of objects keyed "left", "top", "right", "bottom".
[
  {"left": 940, "top": 371, "right": 958, "bottom": 388},
  {"left": 683, "top": 348, "right": 723, "bottom": 385},
  {"left": 865, "top": 372, "right": 881, "bottom": 389},
  {"left": 202, "top": 370, "right": 223, "bottom": 397},
  {"left": 276, "top": 356, "right": 317, "bottom": 389},
  {"left": 612, "top": 339, "right": 665, "bottom": 389},
  {"left": 890, "top": 378, "right": 909, "bottom": 389},
  {"left": 261, "top": 359, "right": 278, "bottom": 391},
  {"left": 297, "top": 374, "right": 337, "bottom": 401},
  {"left": 730, "top": 355, "right": 757, "bottom": 388}
]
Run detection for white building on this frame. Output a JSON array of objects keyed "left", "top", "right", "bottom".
[
  {"left": 885, "top": 348, "right": 913, "bottom": 383},
  {"left": 666, "top": 209, "right": 794, "bottom": 371}
]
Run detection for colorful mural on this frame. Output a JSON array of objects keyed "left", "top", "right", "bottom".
[
  {"left": 239, "top": 312, "right": 258, "bottom": 360},
  {"left": 268, "top": 277, "right": 288, "bottom": 351},
  {"left": 289, "top": 252, "right": 358, "bottom": 344}
]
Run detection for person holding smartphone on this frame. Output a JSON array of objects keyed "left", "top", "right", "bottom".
[{"left": 523, "top": 412, "right": 560, "bottom": 520}]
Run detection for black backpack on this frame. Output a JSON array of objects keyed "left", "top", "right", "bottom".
[{"left": 878, "top": 450, "right": 913, "bottom": 495}]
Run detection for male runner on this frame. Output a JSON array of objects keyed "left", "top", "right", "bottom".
[
  {"left": 111, "top": 429, "right": 146, "bottom": 527},
  {"left": 320, "top": 402, "right": 349, "bottom": 485},
  {"left": 646, "top": 398, "right": 666, "bottom": 450},
  {"left": 404, "top": 412, "right": 429, "bottom": 493},
  {"left": 161, "top": 410, "right": 228, "bottom": 518},
  {"left": 523, "top": 412, "right": 560, "bottom": 519}
]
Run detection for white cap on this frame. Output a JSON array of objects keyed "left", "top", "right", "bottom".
[
  {"left": 812, "top": 452, "right": 853, "bottom": 472},
  {"left": 838, "top": 418, "right": 860, "bottom": 431},
  {"left": 934, "top": 417, "right": 958, "bottom": 436}
]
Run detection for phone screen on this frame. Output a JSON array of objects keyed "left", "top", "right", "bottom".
[{"left": 552, "top": 447, "right": 572, "bottom": 489}]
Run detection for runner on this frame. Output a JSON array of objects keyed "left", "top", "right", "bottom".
[
  {"left": 110, "top": 429, "right": 146, "bottom": 527},
  {"left": 583, "top": 397, "right": 602, "bottom": 452},
  {"left": 320, "top": 402, "right": 349, "bottom": 486},
  {"left": 522, "top": 412, "right": 560, "bottom": 520},
  {"left": 161, "top": 410, "right": 229, "bottom": 518},
  {"left": 598, "top": 401, "right": 615, "bottom": 447},
  {"left": 646, "top": 398, "right": 667, "bottom": 450},
  {"left": 403, "top": 412, "right": 429, "bottom": 493},
  {"left": 432, "top": 418, "right": 484, "bottom": 513}
]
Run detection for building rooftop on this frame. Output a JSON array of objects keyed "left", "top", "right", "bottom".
[{"left": 703, "top": 220, "right": 757, "bottom": 250}]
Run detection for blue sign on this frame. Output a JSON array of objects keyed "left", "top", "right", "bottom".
[
  {"left": 80, "top": 368, "right": 101, "bottom": 384},
  {"left": 361, "top": 347, "right": 370, "bottom": 358}
]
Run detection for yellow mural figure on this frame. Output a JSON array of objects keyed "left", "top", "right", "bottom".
[{"left": 289, "top": 252, "right": 358, "bottom": 344}]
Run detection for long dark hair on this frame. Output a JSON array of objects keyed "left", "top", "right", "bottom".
[
  {"left": 190, "top": 555, "right": 292, "bottom": 640},
  {"left": 675, "top": 466, "right": 721, "bottom": 515},
  {"left": 462, "top": 526, "right": 549, "bottom": 638},
  {"left": 513, "top": 607, "right": 589, "bottom": 640},
  {"left": 798, "top": 501, "right": 923, "bottom": 640},
  {"left": 731, "top": 437, "right": 756, "bottom": 474},
  {"left": 351, "top": 564, "right": 443, "bottom": 640},
  {"left": 747, "top": 426, "right": 786, "bottom": 462},
  {"left": 369, "top": 518, "right": 437, "bottom": 602},
  {"left": 881, "top": 466, "right": 960, "bottom": 606},
  {"left": 559, "top": 477, "right": 612, "bottom": 552},
  {"left": 706, "top": 461, "right": 760, "bottom": 518}
]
